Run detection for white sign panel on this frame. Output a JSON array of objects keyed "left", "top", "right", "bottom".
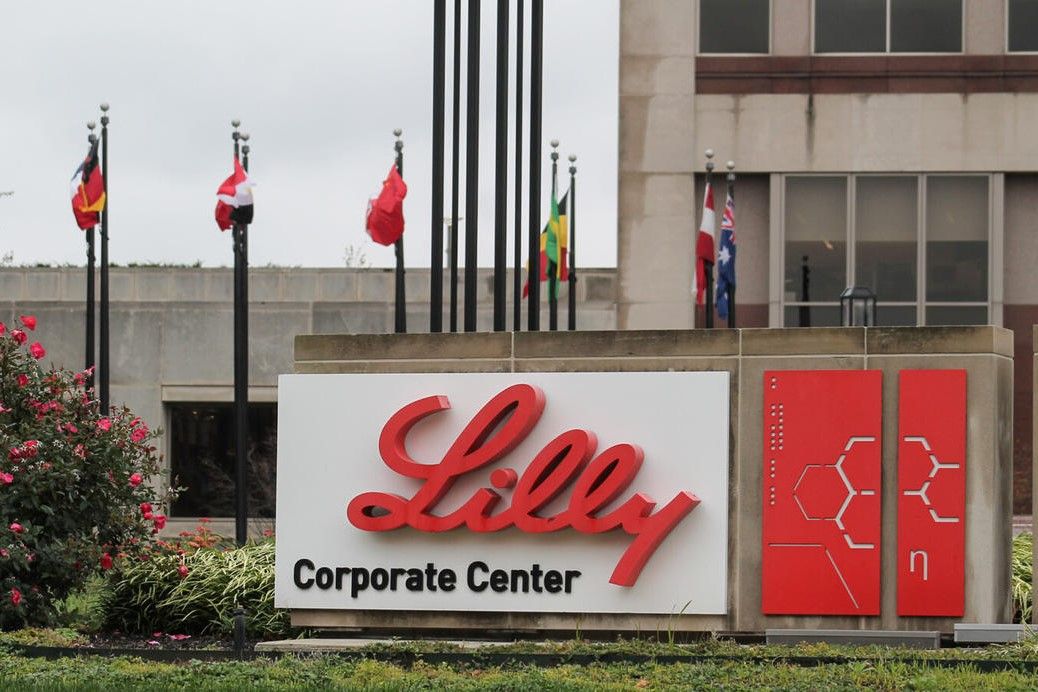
[{"left": 275, "top": 372, "right": 729, "bottom": 615}]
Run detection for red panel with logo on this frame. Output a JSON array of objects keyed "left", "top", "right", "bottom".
[
  {"left": 762, "top": 370, "right": 882, "bottom": 615},
  {"left": 897, "top": 369, "right": 966, "bottom": 617}
]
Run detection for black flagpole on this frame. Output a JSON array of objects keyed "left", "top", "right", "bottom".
[
  {"left": 85, "top": 122, "right": 97, "bottom": 389},
  {"left": 463, "top": 0, "right": 480, "bottom": 332},
  {"left": 567, "top": 154, "right": 577, "bottom": 331},
  {"left": 98, "top": 103, "right": 110, "bottom": 413},
  {"left": 393, "top": 130, "right": 406, "bottom": 334},
  {"left": 513, "top": 0, "right": 525, "bottom": 331},
  {"left": 431, "top": 0, "right": 446, "bottom": 333},
  {"left": 232, "top": 121, "right": 250, "bottom": 547},
  {"left": 449, "top": 0, "right": 462, "bottom": 333},
  {"left": 527, "top": 0, "right": 543, "bottom": 331},
  {"left": 703, "top": 150, "right": 715, "bottom": 329},
  {"left": 548, "top": 140, "right": 559, "bottom": 331},
  {"left": 726, "top": 161, "right": 736, "bottom": 329},
  {"left": 492, "top": 0, "right": 509, "bottom": 331}
]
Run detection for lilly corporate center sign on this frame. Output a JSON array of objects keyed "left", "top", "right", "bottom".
[{"left": 274, "top": 372, "right": 730, "bottom": 615}]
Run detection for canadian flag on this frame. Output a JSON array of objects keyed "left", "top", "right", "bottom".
[
  {"left": 365, "top": 165, "right": 407, "bottom": 246},
  {"left": 214, "top": 157, "right": 254, "bottom": 231},
  {"left": 695, "top": 182, "right": 716, "bottom": 305}
]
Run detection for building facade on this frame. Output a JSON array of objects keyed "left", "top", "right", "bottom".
[{"left": 618, "top": 0, "right": 1038, "bottom": 511}]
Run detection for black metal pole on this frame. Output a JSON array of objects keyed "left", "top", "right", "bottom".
[
  {"left": 431, "top": 0, "right": 446, "bottom": 333},
  {"left": 726, "top": 168, "right": 736, "bottom": 329},
  {"left": 703, "top": 155, "right": 714, "bottom": 329},
  {"left": 463, "top": 0, "right": 480, "bottom": 332},
  {"left": 548, "top": 142, "right": 559, "bottom": 331},
  {"left": 233, "top": 123, "right": 249, "bottom": 548},
  {"left": 449, "top": 0, "right": 462, "bottom": 333},
  {"left": 513, "top": 0, "right": 524, "bottom": 332},
  {"left": 527, "top": 0, "right": 543, "bottom": 332},
  {"left": 85, "top": 123, "right": 97, "bottom": 390},
  {"left": 567, "top": 155, "right": 577, "bottom": 331},
  {"left": 394, "top": 131, "right": 406, "bottom": 334},
  {"left": 98, "top": 104, "right": 110, "bottom": 413},
  {"left": 492, "top": 0, "right": 509, "bottom": 331}
]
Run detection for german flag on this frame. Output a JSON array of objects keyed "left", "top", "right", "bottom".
[{"left": 70, "top": 141, "right": 105, "bottom": 230}]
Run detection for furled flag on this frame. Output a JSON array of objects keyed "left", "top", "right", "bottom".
[
  {"left": 70, "top": 141, "right": 106, "bottom": 230},
  {"left": 522, "top": 189, "right": 569, "bottom": 298},
  {"left": 695, "top": 182, "right": 716, "bottom": 305},
  {"left": 365, "top": 165, "right": 408, "bottom": 246},
  {"left": 716, "top": 189, "right": 736, "bottom": 320},
  {"left": 214, "top": 157, "right": 254, "bottom": 231}
]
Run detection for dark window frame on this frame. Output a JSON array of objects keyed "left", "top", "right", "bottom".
[
  {"left": 813, "top": 0, "right": 965, "bottom": 54},
  {"left": 698, "top": 0, "right": 772, "bottom": 55}
]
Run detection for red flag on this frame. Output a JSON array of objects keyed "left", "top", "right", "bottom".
[
  {"left": 214, "top": 157, "right": 254, "bottom": 231},
  {"left": 365, "top": 165, "right": 407, "bottom": 246},
  {"left": 70, "top": 141, "right": 105, "bottom": 230},
  {"left": 695, "top": 183, "right": 716, "bottom": 305}
]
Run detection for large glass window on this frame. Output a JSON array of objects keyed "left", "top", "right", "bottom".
[
  {"left": 699, "top": 0, "right": 770, "bottom": 53},
  {"left": 781, "top": 174, "right": 989, "bottom": 327},
  {"left": 1009, "top": 0, "right": 1038, "bottom": 51},
  {"left": 169, "top": 403, "right": 278, "bottom": 518},
  {"left": 815, "top": 0, "right": 962, "bottom": 53}
]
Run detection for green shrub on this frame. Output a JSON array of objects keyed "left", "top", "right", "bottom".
[
  {"left": 0, "top": 315, "right": 168, "bottom": 630},
  {"left": 1013, "top": 531, "right": 1033, "bottom": 623},
  {"left": 100, "top": 531, "right": 287, "bottom": 638}
]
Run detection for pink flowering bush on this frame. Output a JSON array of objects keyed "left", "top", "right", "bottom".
[{"left": 0, "top": 316, "right": 171, "bottom": 629}]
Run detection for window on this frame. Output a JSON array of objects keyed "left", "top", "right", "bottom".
[
  {"left": 700, "top": 0, "right": 770, "bottom": 54},
  {"left": 815, "top": 0, "right": 962, "bottom": 53},
  {"left": 169, "top": 403, "right": 278, "bottom": 518},
  {"left": 1008, "top": 0, "right": 1038, "bottom": 52},
  {"left": 781, "top": 174, "right": 989, "bottom": 327}
]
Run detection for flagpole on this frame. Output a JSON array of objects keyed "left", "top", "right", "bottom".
[
  {"left": 449, "top": 0, "right": 462, "bottom": 333},
  {"left": 232, "top": 121, "right": 250, "bottom": 548},
  {"left": 85, "top": 122, "right": 97, "bottom": 390},
  {"left": 431, "top": 0, "right": 446, "bottom": 333},
  {"left": 513, "top": 0, "right": 525, "bottom": 332},
  {"left": 703, "top": 150, "right": 715, "bottom": 330},
  {"left": 567, "top": 154, "right": 577, "bottom": 331},
  {"left": 98, "top": 103, "right": 111, "bottom": 413},
  {"left": 548, "top": 140, "right": 559, "bottom": 332},
  {"left": 726, "top": 161, "right": 736, "bottom": 329},
  {"left": 393, "top": 129, "right": 406, "bottom": 334},
  {"left": 527, "top": 0, "right": 543, "bottom": 332},
  {"left": 492, "top": 0, "right": 509, "bottom": 332},
  {"left": 463, "top": 0, "right": 480, "bottom": 332}
]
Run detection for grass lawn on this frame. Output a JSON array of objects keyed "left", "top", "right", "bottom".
[{"left": 4, "top": 644, "right": 1038, "bottom": 690}]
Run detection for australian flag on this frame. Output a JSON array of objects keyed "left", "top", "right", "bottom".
[{"left": 716, "top": 190, "right": 736, "bottom": 320}]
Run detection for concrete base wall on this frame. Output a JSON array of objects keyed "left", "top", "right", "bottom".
[{"left": 294, "top": 326, "right": 1014, "bottom": 633}]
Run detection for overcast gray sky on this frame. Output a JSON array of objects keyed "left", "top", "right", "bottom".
[{"left": 0, "top": 1, "right": 618, "bottom": 269}]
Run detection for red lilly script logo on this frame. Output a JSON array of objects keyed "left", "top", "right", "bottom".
[{"left": 346, "top": 384, "right": 701, "bottom": 587}]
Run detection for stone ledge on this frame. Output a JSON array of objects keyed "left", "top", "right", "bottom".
[
  {"left": 295, "top": 333, "right": 513, "bottom": 362},
  {"left": 515, "top": 329, "right": 738, "bottom": 358},
  {"left": 741, "top": 328, "right": 866, "bottom": 356},
  {"left": 867, "top": 326, "right": 1012, "bottom": 357}
]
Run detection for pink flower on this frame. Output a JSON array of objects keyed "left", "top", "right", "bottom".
[
  {"left": 28, "top": 342, "right": 45, "bottom": 360},
  {"left": 16, "top": 374, "right": 28, "bottom": 388},
  {"left": 0, "top": 322, "right": 5, "bottom": 336},
  {"left": 0, "top": 473, "right": 12, "bottom": 485},
  {"left": 140, "top": 502, "right": 152, "bottom": 514},
  {"left": 0, "top": 549, "right": 8, "bottom": 558},
  {"left": 10, "top": 588, "right": 21, "bottom": 607},
  {"left": 9, "top": 522, "right": 23, "bottom": 534},
  {"left": 177, "top": 564, "right": 189, "bottom": 578},
  {"left": 131, "top": 426, "right": 149, "bottom": 443},
  {"left": 169, "top": 634, "right": 191, "bottom": 641},
  {"left": 128, "top": 473, "right": 143, "bottom": 488},
  {"left": 143, "top": 511, "right": 154, "bottom": 520},
  {"left": 74, "top": 444, "right": 87, "bottom": 459},
  {"left": 100, "top": 553, "right": 113, "bottom": 570},
  {"left": 11, "top": 329, "right": 26, "bottom": 345},
  {"left": 19, "top": 315, "right": 36, "bottom": 331},
  {"left": 97, "top": 418, "right": 111, "bottom": 432},
  {"left": 146, "top": 640, "right": 161, "bottom": 646},
  {"left": 0, "top": 403, "right": 9, "bottom": 414},
  {"left": 153, "top": 514, "right": 167, "bottom": 530}
]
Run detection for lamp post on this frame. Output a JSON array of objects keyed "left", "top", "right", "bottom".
[
  {"left": 548, "top": 139, "right": 559, "bottom": 331},
  {"left": 85, "top": 121, "right": 97, "bottom": 391},
  {"left": 513, "top": 0, "right": 525, "bottom": 332},
  {"left": 840, "top": 286, "right": 877, "bottom": 327},
  {"left": 98, "top": 103, "right": 111, "bottom": 412},
  {"left": 393, "top": 129, "right": 406, "bottom": 334},
  {"left": 567, "top": 154, "right": 577, "bottom": 331}
]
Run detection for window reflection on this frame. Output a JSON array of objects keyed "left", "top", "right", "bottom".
[{"left": 784, "top": 177, "right": 847, "bottom": 303}]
